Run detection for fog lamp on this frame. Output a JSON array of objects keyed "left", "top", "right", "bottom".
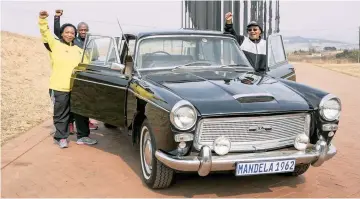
[
  {"left": 294, "top": 134, "right": 309, "bottom": 151},
  {"left": 213, "top": 136, "right": 231, "bottom": 156},
  {"left": 177, "top": 141, "right": 188, "bottom": 155},
  {"left": 178, "top": 141, "right": 186, "bottom": 149}
]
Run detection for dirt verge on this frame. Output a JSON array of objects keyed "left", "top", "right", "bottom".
[{"left": 1, "top": 31, "right": 52, "bottom": 145}]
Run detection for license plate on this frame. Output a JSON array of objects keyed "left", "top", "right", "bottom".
[{"left": 235, "top": 159, "right": 296, "bottom": 176}]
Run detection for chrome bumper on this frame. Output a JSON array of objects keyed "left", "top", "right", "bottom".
[{"left": 155, "top": 140, "right": 337, "bottom": 176}]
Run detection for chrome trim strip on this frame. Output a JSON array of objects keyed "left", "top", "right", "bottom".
[
  {"left": 127, "top": 88, "right": 170, "bottom": 113},
  {"left": 73, "top": 77, "right": 127, "bottom": 90},
  {"left": 199, "top": 110, "right": 312, "bottom": 117},
  {"left": 232, "top": 93, "right": 274, "bottom": 99},
  {"left": 284, "top": 73, "right": 295, "bottom": 79},
  {"left": 137, "top": 64, "right": 252, "bottom": 72}
]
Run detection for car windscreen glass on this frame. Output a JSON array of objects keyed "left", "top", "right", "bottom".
[{"left": 135, "top": 35, "right": 252, "bottom": 70}]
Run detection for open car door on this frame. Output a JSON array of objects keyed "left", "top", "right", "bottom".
[
  {"left": 70, "top": 34, "right": 130, "bottom": 127},
  {"left": 266, "top": 34, "right": 296, "bottom": 81}
]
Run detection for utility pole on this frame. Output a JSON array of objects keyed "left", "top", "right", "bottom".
[
  {"left": 268, "top": 0, "right": 272, "bottom": 36},
  {"left": 264, "top": 0, "right": 267, "bottom": 39},
  {"left": 358, "top": 26, "right": 360, "bottom": 63},
  {"left": 243, "top": 0, "right": 248, "bottom": 36}
]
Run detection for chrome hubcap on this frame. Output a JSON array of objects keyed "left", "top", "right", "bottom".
[
  {"left": 144, "top": 138, "right": 152, "bottom": 171},
  {"left": 140, "top": 126, "right": 153, "bottom": 180}
]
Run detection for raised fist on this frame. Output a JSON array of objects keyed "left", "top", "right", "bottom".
[
  {"left": 55, "top": 9, "right": 63, "bottom": 17},
  {"left": 225, "top": 12, "right": 233, "bottom": 23},
  {"left": 39, "top": 10, "right": 49, "bottom": 19}
]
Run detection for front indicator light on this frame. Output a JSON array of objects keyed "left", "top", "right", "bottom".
[
  {"left": 294, "top": 134, "right": 309, "bottom": 151},
  {"left": 322, "top": 124, "right": 338, "bottom": 131},
  {"left": 174, "top": 133, "right": 194, "bottom": 142}
]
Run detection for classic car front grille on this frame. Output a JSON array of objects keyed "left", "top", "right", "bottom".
[{"left": 194, "top": 113, "right": 311, "bottom": 152}]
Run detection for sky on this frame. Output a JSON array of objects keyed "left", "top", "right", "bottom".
[{"left": 1, "top": 0, "right": 359, "bottom": 44}]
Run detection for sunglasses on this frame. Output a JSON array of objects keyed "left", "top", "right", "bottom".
[{"left": 247, "top": 28, "right": 259, "bottom": 32}]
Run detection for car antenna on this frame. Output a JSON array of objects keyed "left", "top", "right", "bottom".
[
  {"left": 116, "top": 17, "right": 133, "bottom": 61},
  {"left": 116, "top": 17, "right": 140, "bottom": 77}
]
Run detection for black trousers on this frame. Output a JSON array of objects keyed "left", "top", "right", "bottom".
[{"left": 49, "top": 89, "right": 90, "bottom": 140}]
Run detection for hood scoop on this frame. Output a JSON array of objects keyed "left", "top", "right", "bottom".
[{"left": 233, "top": 93, "right": 276, "bottom": 103}]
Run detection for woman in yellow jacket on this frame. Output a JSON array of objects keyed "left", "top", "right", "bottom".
[{"left": 39, "top": 10, "right": 97, "bottom": 148}]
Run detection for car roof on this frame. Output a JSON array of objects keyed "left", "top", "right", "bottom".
[{"left": 121, "top": 28, "right": 236, "bottom": 40}]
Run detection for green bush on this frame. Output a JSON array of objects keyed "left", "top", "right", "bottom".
[{"left": 336, "top": 50, "right": 360, "bottom": 62}]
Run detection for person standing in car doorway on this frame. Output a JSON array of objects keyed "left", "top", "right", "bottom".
[
  {"left": 53, "top": 9, "right": 99, "bottom": 132},
  {"left": 38, "top": 10, "right": 97, "bottom": 148},
  {"left": 223, "top": 12, "right": 267, "bottom": 72}
]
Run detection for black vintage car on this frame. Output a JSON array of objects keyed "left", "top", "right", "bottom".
[{"left": 70, "top": 29, "right": 340, "bottom": 189}]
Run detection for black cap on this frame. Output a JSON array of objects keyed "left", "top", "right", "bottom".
[{"left": 247, "top": 21, "right": 263, "bottom": 32}]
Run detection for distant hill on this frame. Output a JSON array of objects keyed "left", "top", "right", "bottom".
[
  {"left": 283, "top": 36, "right": 348, "bottom": 44},
  {"left": 282, "top": 36, "right": 357, "bottom": 52}
]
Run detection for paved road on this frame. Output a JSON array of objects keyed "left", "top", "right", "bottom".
[{"left": 2, "top": 63, "right": 360, "bottom": 198}]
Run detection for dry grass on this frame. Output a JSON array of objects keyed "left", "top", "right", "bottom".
[
  {"left": 288, "top": 54, "right": 355, "bottom": 65},
  {"left": 314, "top": 63, "right": 360, "bottom": 78},
  {"left": 289, "top": 54, "right": 360, "bottom": 78},
  {"left": 1, "top": 31, "right": 52, "bottom": 145}
]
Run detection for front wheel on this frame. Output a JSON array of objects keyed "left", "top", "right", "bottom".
[{"left": 139, "top": 119, "right": 174, "bottom": 189}]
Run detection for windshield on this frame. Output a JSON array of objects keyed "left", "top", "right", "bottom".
[{"left": 135, "top": 35, "right": 252, "bottom": 70}]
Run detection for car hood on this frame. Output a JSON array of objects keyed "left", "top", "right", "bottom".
[{"left": 144, "top": 70, "right": 311, "bottom": 116}]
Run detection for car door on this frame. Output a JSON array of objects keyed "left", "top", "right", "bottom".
[
  {"left": 70, "top": 34, "right": 129, "bottom": 127},
  {"left": 266, "top": 34, "right": 296, "bottom": 81}
]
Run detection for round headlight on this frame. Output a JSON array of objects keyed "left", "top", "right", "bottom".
[
  {"left": 213, "top": 136, "right": 231, "bottom": 155},
  {"left": 319, "top": 94, "right": 341, "bottom": 121},
  {"left": 170, "top": 100, "right": 197, "bottom": 131}
]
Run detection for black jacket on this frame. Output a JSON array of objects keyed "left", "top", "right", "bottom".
[{"left": 224, "top": 23, "right": 267, "bottom": 72}]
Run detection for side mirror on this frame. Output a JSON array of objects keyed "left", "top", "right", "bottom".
[{"left": 111, "top": 62, "right": 125, "bottom": 73}]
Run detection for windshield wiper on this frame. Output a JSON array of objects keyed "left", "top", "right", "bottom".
[{"left": 172, "top": 61, "right": 213, "bottom": 71}]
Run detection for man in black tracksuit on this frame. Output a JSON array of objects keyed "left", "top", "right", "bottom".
[{"left": 223, "top": 12, "right": 267, "bottom": 72}]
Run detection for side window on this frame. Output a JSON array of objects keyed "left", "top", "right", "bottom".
[
  {"left": 223, "top": 39, "right": 239, "bottom": 65},
  {"left": 267, "top": 34, "right": 287, "bottom": 68},
  {"left": 82, "top": 36, "right": 119, "bottom": 67},
  {"left": 215, "top": 39, "right": 245, "bottom": 65},
  {"left": 200, "top": 39, "right": 217, "bottom": 62},
  {"left": 118, "top": 38, "right": 136, "bottom": 63}
]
